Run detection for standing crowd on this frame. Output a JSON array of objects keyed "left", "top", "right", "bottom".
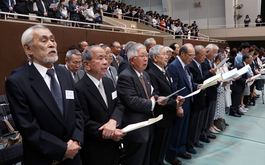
[
  {"left": 0, "top": 0, "right": 199, "bottom": 36},
  {"left": 5, "top": 25, "right": 265, "bottom": 165}
]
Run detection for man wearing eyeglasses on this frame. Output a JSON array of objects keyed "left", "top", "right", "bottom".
[{"left": 117, "top": 43, "right": 167, "bottom": 165}]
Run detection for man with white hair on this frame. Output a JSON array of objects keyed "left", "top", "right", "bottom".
[
  {"left": 146, "top": 45, "right": 184, "bottom": 165},
  {"left": 144, "top": 37, "right": 157, "bottom": 52},
  {"left": 5, "top": 25, "right": 83, "bottom": 165},
  {"left": 117, "top": 43, "right": 167, "bottom": 165},
  {"left": 200, "top": 44, "right": 219, "bottom": 143}
]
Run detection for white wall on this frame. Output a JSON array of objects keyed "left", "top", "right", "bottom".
[
  {"left": 171, "top": 0, "right": 226, "bottom": 29},
  {"left": 225, "top": 0, "right": 261, "bottom": 28},
  {"left": 238, "top": 0, "right": 261, "bottom": 25}
]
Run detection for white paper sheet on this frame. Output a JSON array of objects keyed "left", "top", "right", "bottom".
[
  {"left": 183, "top": 89, "right": 201, "bottom": 99},
  {"left": 158, "top": 87, "right": 186, "bottom": 102},
  {"left": 234, "top": 64, "right": 250, "bottom": 79},
  {"left": 122, "top": 115, "right": 163, "bottom": 133},
  {"left": 221, "top": 68, "right": 238, "bottom": 81},
  {"left": 246, "top": 74, "right": 262, "bottom": 83},
  {"left": 201, "top": 73, "right": 222, "bottom": 89}
]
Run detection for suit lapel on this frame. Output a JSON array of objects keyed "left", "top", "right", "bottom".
[
  {"left": 84, "top": 75, "right": 108, "bottom": 111},
  {"left": 29, "top": 65, "right": 65, "bottom": 125},
  {"left": 151, "top": 63, "right": 172, "bottom": 88},
  {"left": 103, "top": 78, "right": 113, "bottom": 112},
  {"left": 129, "top": 67, "right": 148, "bottom": 99},
  {"left": 176, "top": 58, "right": 192, "bottom": 91}
]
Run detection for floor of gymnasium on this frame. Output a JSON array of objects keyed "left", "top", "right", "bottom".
[{"left": 178, "top": 92, "right": 265, "bottom": 165}]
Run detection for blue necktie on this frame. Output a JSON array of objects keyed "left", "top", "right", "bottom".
[
  {"left": 47, "top": 69, "right": 63, "bottom": 114},
  {"left": 184, "top": 66, "right": 192, "bottom": 92}
]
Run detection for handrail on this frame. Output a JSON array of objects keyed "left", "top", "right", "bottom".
[
  {"left": 0, "top": 11, "right": 161, "bottom": 36},
  {"left": 102, "top": 15, "right": 127, "bottom": 28},
  {"left": 103, "top": 11, "right": 176, "bottom": 34},
  {"left": 102, "top": 12, "right": 217, "bottom": 41},
  {"left": 0, "top": 11, "right": 225, "bottom": 43}
]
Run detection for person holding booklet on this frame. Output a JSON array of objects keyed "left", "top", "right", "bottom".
[
  {"left": 166, "top": 43, "right": 198, "bottom": 163},
  {"left": 200, "top": 44, "right": 219, "bottom": 142},
  {"left": 186, "top": 45, "right": 207, "bottom": 155},
  {"left": 230, "top": 54, "right": 252, "bottom": 117},
  {"left": 117, "top": 43, "right": 167, "bottom": 165},
  {"left": 146, "top": 45, "right": 184, "bottom": 165}
]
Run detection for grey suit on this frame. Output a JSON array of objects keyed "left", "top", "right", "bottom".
[
  {"left": 117, "top": 66, "right": 153, "bottom": 165},
  {"left": 59, "top": 64, "right": 85, "bottom": 83},
  {"left": 105, "top": 66, "right": 118, "bottom": 87}
]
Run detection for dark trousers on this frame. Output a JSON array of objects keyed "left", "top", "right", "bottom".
[
  {"left": 150, "top": 124, "right": 173, "bottom": 165},
  {"left": 231, "top": 91, "right": 242, "bottom": 112},
  {"left": 166, "top": 109, "right": 190, "bottom": 161},
  {"left": 81, "top": 141, "right": 120, "bottom": 165},
  {"left": 187, "top": 108, "right": 206, "bottom": 147},
  {"left": 201, "top": 101, "right": 216, "bottom": 137},
  {"left": 122, "top": 135, "right": 153, "bottom": 165}
]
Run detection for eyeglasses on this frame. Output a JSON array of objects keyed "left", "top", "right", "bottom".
[{"left": 135, "top": 53, "right": 148, "bottom": 58}]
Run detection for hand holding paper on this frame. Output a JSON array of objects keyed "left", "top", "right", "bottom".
[
  {"left": 176, "top": 95, "right": 185, "bottom": 107},
  {"left": 246, "top": 74, "right": 262, "bottom": 83},
  {"left": 156, "top": 96, "right": 168, "bottom": 106},
  {"left": 200, "top": 73, "right": 222, "bottom": 89}
]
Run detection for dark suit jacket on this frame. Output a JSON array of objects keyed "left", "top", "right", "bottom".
[
  {"left": 146, "top": 62, "right": 177, "bottom": 127},
  {"left": 14, "top": 0, "right": 31, "bottom": 14},
  {"left": 5, "top": 64, "right": 83, "bottom": 165},
  {"left": 35, "top": 0, "right": 49, "bottom": 16},
  {"left": 59, "top": 64, "right": 85, "bottom": 83},
  {"left": 111, "top": 55, "right": 124, "bottom": 70},
  {"left": 167, "top": 58, "right": 196, "bottom": 112},
  {"left": 117, "top": 66, "right": 153, "bottom": 143},
  {"left": 187, "top": 60, "right": 206, "bottom": 111},
  {"left": 201, "top": 59, "right": 218, "bottom": 102},
  {"left": 75, "top": 75, "right": 123, "bottom": 164},
  {"left": 231, "top": 62, "right": 248, "bottom": 94},
  {"left": 75, "top": 75, "right": 123, "bottom": 140},
  {"left": 0, "top": 0, "right": 15, "bottom": 12}
]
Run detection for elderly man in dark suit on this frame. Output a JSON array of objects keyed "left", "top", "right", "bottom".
[
  {"left": 75, "top": 46, "right": 125, "bottom": 165},
  {"left": 117, "top": 43, "right": 167, "bottom": 165},
  {"left": 146, "top": 45, "right": 184, "bottom": 165},
  {"left": 60, "top": 49, "right": 84, "bottom": 83},
  {"left": 186, "top": 45, "right": 207, "bottom": 154},
  {"left": 200, "top": 44, "right": 219, "bottom": 143},
  {"left": 5, "top": 25, "right": 83, "bottom": 165},
  {"left": 111, "top": 41, "right": 124, "bottom": 70},
  {"left": 166, "top": 43, "right": 197, "bottom": 164}
]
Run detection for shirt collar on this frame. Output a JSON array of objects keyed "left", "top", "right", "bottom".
[
  {"left": 33, "top": 62, "right": 54, "bottom": 79},
  {"left": 133, "top": 68, "right": 142, "bottom": 77},
  {"left": 193, "top": 59, "right": 201, "bottom": 68},
  {"left": 153, "top": 62, "right": 165, "bottom": 73},
  {"left": 177, "top": 56, "right": 186, "bottom": 69},
  {"left": 86, "top": 73, "right": 102, "bottom": 87}
]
